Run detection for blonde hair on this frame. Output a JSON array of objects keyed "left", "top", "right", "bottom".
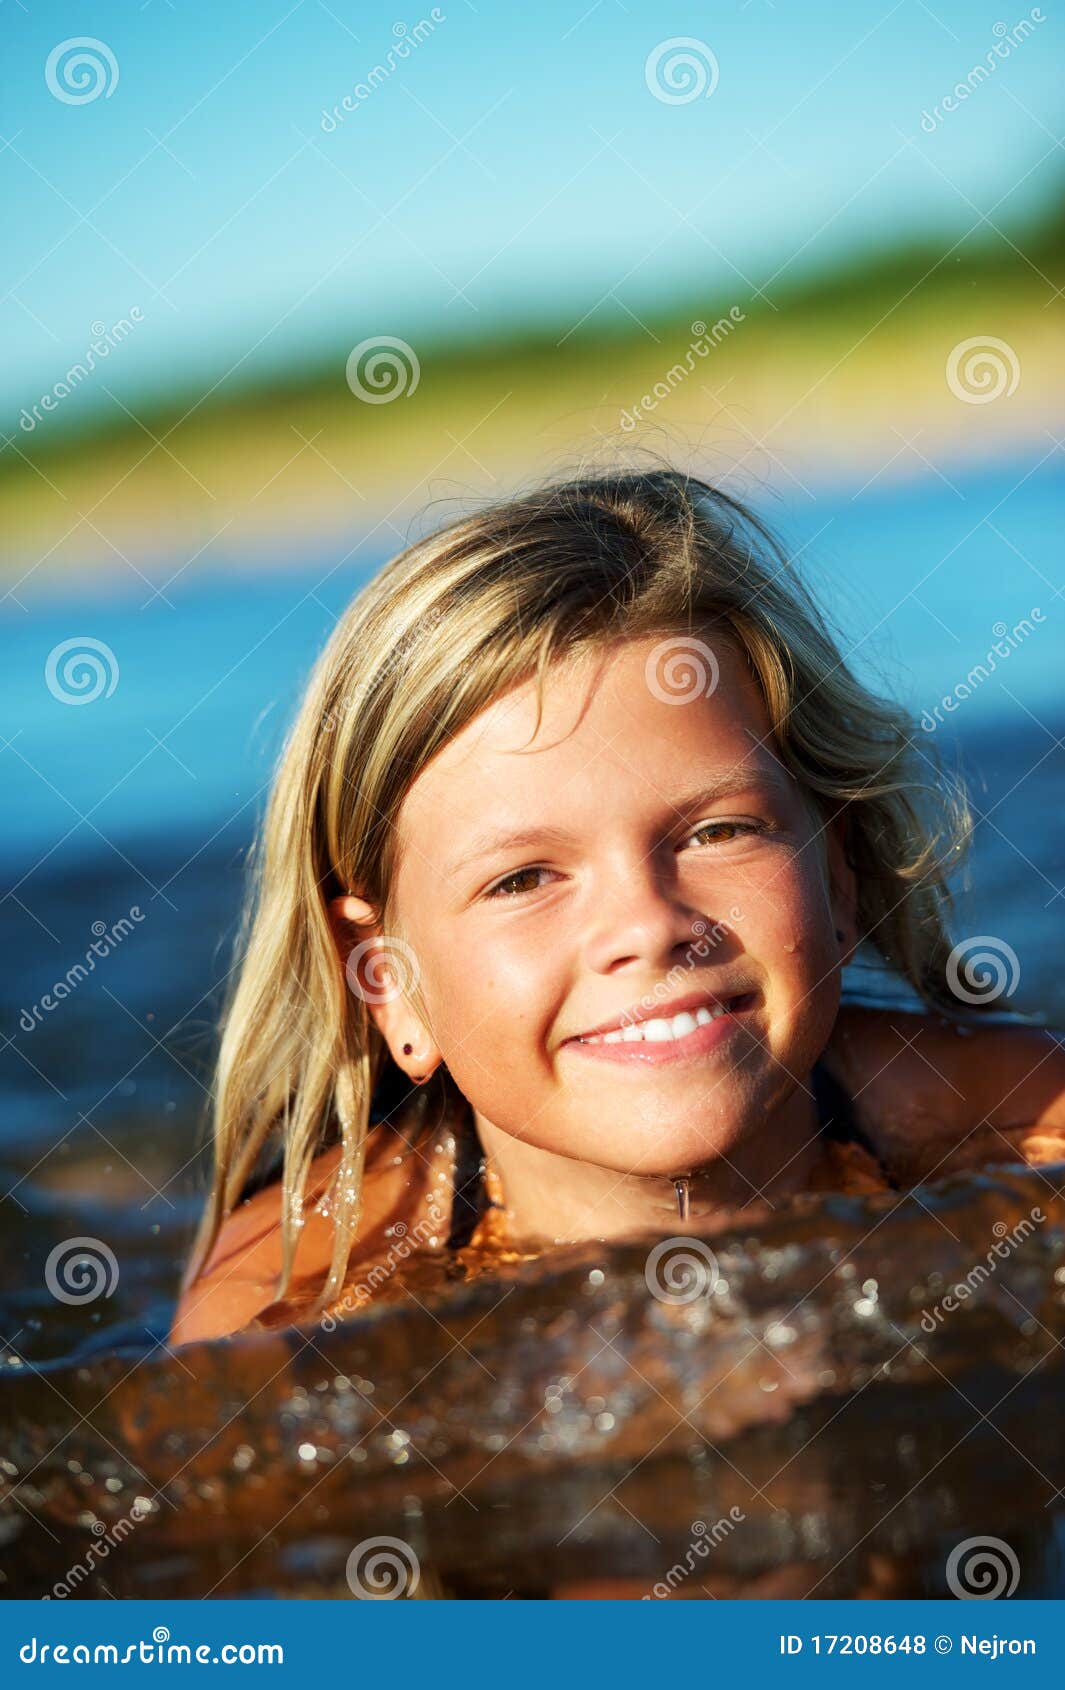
[{"left": 183, "top": 465, "right": 981, "bottom": 1319}]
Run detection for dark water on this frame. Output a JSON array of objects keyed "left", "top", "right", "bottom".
[
  {"left": 1, "top": 459, "right": 1063, "bottom": 1596},
  {"left": 4, "top": 1167, "right": 1065, "bottom": 1598}
]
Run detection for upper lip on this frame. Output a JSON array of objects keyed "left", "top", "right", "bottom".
[{"left": 564, "top": 987, "right": 752, "bottom": 1043}]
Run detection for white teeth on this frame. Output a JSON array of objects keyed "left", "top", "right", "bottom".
[
  {"left": 579, "top": 1001, "right": 735, "bottom": 1045},
  {"left": 642, "top": 1018, "right": 672, "bottom": 1041}
]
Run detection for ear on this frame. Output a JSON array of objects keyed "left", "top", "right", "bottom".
[
  {"left": 327, "top": 894, "right": 443, "bottom": 1086},
  {"left": 330, "top": 893, "right": 377, "bottom": 927},
  {"left": 823, "top": 810, "right": 859, "bottom": 965},
  {"left": 327, "top": 893, "right": 378, "bottom": 970}
]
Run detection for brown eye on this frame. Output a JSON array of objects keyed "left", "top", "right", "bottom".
[
  {"left": 486, "top": 866, "right": 549, "bottom": 899},
  {"left": 687, "top": 820, "right": 763, "bottom": 847}
]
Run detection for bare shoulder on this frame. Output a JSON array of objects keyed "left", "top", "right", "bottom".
[
  {"left": 169, "top": 1121, "right": 441, "bottom": 1346},
  {"left": 824, "top": 1004, "right": 1065, "bottom": 1182}
]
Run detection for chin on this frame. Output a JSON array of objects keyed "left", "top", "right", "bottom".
[{"left": 580, "top": 1116, "right": 753, "bottom": 1177}]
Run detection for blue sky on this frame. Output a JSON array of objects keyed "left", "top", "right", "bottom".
[{"left": 3, "top": 0, "right": 1060, "bottom": 422}]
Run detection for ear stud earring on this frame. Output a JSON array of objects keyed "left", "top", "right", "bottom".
[{"left": 401, "top": 1040, "right": 430, "bottom": 1083}]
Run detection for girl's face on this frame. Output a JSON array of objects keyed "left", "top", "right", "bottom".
[{"left": 382, "top": 633, "right": 854, "bottom": 1177}]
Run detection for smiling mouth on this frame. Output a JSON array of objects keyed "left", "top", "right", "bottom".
[{"left": 564, "top": 991, "right": 757, "bottom": 1050}]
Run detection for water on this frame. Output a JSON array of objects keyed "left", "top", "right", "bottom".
[
  {"left": 4, "top": 1164, "right": 1065, "bottom": 1598},
  {"left": 1, "top": 456, "right": 1062, "bottom": 1595}
]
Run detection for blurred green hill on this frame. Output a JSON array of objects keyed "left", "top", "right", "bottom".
[{"left": 3, "top": 203, "right": 1062, "bottom": 592}]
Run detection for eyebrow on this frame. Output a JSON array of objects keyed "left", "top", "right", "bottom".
[{"left": 444, "top": 768, "right": 790, "bottom": 880}]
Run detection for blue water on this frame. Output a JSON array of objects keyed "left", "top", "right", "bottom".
[{"left": 0, "top": 455, "right": 1062, "bottom": 1254}]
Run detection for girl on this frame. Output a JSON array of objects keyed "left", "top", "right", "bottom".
[{"left": 171, "top": 467, "right": 1065, "bottom": 1345}]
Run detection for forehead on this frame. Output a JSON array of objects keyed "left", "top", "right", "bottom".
[{"left": 394, "top": 635, "right": 793, "bottom": 861}]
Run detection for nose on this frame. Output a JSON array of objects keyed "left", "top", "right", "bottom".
[{"left": 581, "top": 853, "right": 706, "bottom": 977}]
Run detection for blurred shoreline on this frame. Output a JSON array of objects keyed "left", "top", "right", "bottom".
[{"left": 2, "top": 223, "right": 1062, "bottom": 597}]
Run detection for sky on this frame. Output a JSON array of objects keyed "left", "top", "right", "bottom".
[{"left": 2, "top": 0, "right": 1061, "bottom": 424}]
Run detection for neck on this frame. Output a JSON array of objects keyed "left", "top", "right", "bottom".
[{"left": 472, "top": 1081, "right": 826, "bottom": 1247}]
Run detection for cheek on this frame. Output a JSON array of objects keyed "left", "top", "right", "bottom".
[
  {"left": 737, "top": 856, "right": 839, "bottom": 1002},
  {"left": 421, "top": 926, "right": 555, "bottom": 1067}
]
